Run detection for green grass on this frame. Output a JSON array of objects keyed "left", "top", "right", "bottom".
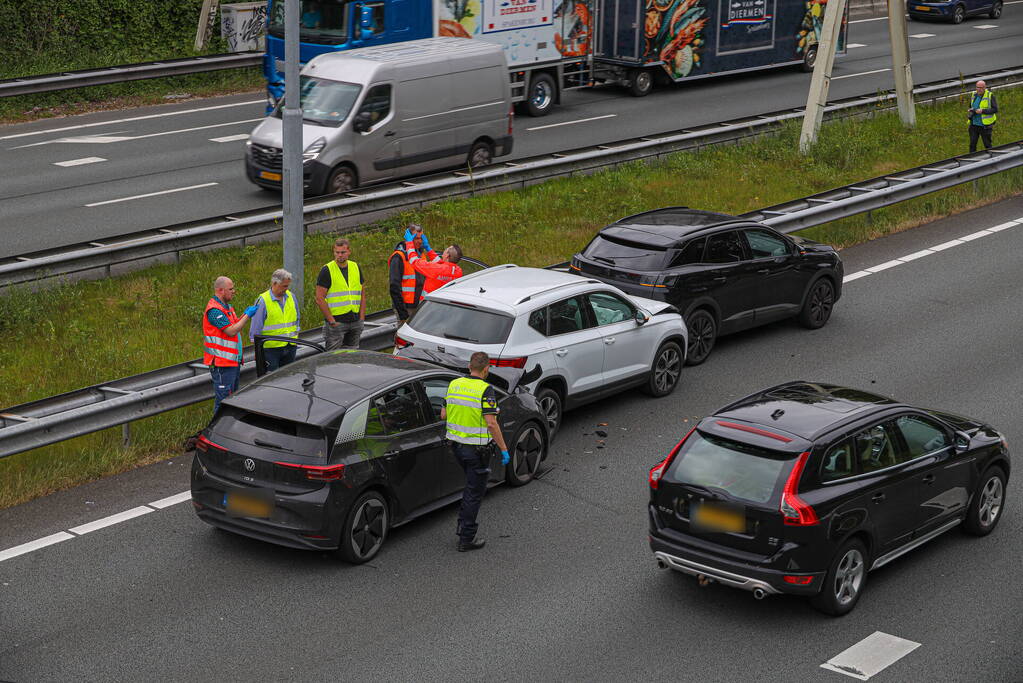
[{"left": 1, "top": 89, "right": 1020, "bottom": 509}]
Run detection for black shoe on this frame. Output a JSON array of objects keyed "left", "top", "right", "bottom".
[{"left": 457, "top": 539, "right": 486, "bottom": 552}]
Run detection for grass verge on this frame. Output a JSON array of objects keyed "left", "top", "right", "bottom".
[{"left": 1, "top": 88, "right": 1021, "bottom": 508}]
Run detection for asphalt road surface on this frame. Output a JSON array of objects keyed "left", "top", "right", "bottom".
[
  {"left": 0, "top": 8, "right": 1021, "bottom": 259},
  {"left": 1, "top": 195, "right": 1022, "bottom": 681}
]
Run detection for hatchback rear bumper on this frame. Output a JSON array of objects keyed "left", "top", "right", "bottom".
[{"left": 650, "top": 534, "right": 823, "bottom": 597}]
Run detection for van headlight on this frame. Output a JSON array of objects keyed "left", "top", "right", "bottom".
[{"left": 303, "top": 137, "right": 327, "bottom": 163}]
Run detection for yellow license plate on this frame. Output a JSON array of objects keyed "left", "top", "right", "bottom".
[
  {"left": 259, "top": 170, "right": 282, "bottom": 181},
  {"left": 915, "top": 6, "right": 930, "bottom": 10},
  {"left": 692, "top": 503, "right": 745, "bottom": 533},
  {"left": 225, "top": 491, "right": 272, "bottom": 518}
]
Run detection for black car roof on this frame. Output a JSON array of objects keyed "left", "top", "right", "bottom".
[
  {"left": 222, "top": 350, "right": 450, "bottom": 425},
  {"left": 601, "top": 207, "right": 745, "bottom": 246},
  {"left": 713, "top": 381, "right": 902, "bottom": 441}
]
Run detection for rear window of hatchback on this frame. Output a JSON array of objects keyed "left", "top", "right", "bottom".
[{"left": 408, "top": 301, "right": 515, "bottom": 345}]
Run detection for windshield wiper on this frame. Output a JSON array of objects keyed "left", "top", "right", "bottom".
[
  {"left": 254, "top": 438, "right": 292, "bottom": 452},
  {"left": 593, "top": 256, "right": 616, "bottom": 265},
  {"left": 443, "top": 333, "right": 479, "bottom": 343},
  {"left": 682, "top": 483, "right": 731, "bottom": 500}
]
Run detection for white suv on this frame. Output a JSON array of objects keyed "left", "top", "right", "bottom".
[{"left": 393, "top": 265, "right": 688, "bottom": 437}]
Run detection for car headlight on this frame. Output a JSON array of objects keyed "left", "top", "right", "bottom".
[{"left": 303, "top": 137, "right": 327, "bottom": 163}]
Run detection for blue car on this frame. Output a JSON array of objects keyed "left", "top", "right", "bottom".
[{"left": 908, "top": 0, "right": 1002, "bottom": 23}]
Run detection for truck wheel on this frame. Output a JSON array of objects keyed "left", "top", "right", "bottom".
[
  {"left": 525, "top": 73, "right": 556, "bottom": 117},
  {"left": 467, "top": 140, "right": 493, "bottom": 170},
  {"left": 628, "top": 69, "right": 654, "bottom": 97},
  {"left": 801, "top": 46, "right": 818, "bottom": 72},
  {"left": 326, "top": 164, "right": 358, "bottom": 194}
]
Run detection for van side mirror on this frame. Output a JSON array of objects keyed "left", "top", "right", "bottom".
[
  {"left": 352, "top": 111, "right": 372, "bottom": 133},
  {"left": 635, "top": 309, "right": 649, "bottom": 325}
]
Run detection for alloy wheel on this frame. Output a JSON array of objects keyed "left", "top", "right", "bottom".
[
  {"left": 687, "top": 315, "right": 715, "bottom": 363},
  {"left": 653, "top": 346, "right": 681, "bottom": 393},
  {"left": 810, "top": 281, "right": 834, "bottom": 326},
  {"left": 350, "top": 498, "right": 386, "bottom": 560},
  {"left": 979, "top": 476, "right": 1003, "bottom": 527},
  {"left": 513, "top": 425, "right": 544, "bottom": 479},
  {"left": 833, "top": 548, "right": 864, "bottom": 606},
  {"left": 532, "top": 81, "right": 553, "bottom": 111},
  {"left": 953, "top": 5, "right": 965, "bottom": 22},
  {"left": 538, "top": 395, "right": 560, "bottom": 433}
]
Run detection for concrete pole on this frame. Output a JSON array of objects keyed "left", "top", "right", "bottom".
[
  {"left": 887, "top": 0, "right": 916, "bottom": 127},
  {"left": 282, "top": 0, "right": 305, "bottom": 306},
  {"left": 799, "top": 0, "right": 848, "bottom": 154},
  {"left": 194, "top": 0, "right": 220, "bottom": 51}
]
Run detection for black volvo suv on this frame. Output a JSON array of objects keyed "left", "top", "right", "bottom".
[
  {"left": 572, "top": 208, "right": 844, "bottom": 365},
  {"left": 648, "top": 382, "right": 1010, "bottom": 615}
]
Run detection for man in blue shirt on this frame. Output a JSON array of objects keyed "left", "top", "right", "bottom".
[{"left": 967, "top": 80, "right": 998, "bottom": 152}]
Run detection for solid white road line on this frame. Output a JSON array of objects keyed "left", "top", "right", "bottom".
[
  {"left": 54, "top": 156, "right": 107, "bottom": 167},
  {"left": 85, "top": 182, "right": 218, "bottom": 207},
  {"left": 0, "top": 532, "right": 75, "bottom": 562},
  {"left": 832, "top": 68, "right": 891, "bottom": 80},
  {"left": 526, "top": 114, "right": 617, "bottom": 131},
  {"left": 821, "top": 631, "right": 921, "bottom": 680},
  {"left": 210, "top": 133, "right": 250, "bottom": 143},
  {"left": 149, "top": 491, "right": 192, "bottom": 509},
  {"left": 0, "top": 100, "right": 264, "bottom": 141},
  {"left": 68, "top": 506, "right": 153, "bottom": 535}
]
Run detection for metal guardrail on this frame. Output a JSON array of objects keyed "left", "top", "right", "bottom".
[
  {"left": 2, "top": 65, "right": 1021, "bottom": 290},
  {"left": 1, "top": 145, "right": 1021, "bottom": 458},
  {"left": 0, "top": 53, "right": 262, "bottom": 98}
]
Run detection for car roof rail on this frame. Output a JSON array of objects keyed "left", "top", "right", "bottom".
[
  {"left": 436, "top": 263, "right": 519, "bottom": 291},
  {"left": 515, "top": 278, "right": 599, "bottom": 305},
  {"left": 611, "top": 206, "right": 690, "bottom": 226}
]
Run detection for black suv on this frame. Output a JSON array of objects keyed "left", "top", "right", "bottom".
[
  {"left": 571, "top": 208, "right": 844, "bottom": 365},
  {"left": 648, "top": 382, "right": 1010, "bottom": 615}
]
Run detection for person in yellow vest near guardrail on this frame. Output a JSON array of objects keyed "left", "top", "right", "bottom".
[
  {"left": 314, "top": 237, "right": 366, "bottom": 351},
  {"left": 442, "top": 351, "right": 510, "bottom": 553},
  {"left": 968, "top": 80, "right": 998, "bottom": 153},
  {"left": 249, "top": 268, "right": 300, "bottom": 373},
  {"left": 203, "top": 276, "right": 256, "bottom": 413}
]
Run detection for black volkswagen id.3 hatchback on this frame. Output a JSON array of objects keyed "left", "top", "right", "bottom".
[
  {"left": 191, "top": 349, "right": 548, "bottom": 563},
  {"left": 648, "top": 382, "right": 1010, "bottom": 615}
]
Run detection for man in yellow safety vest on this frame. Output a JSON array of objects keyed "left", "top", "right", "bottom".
[
  {"left": 442, "top": 351, "right": 510, "bottom": 552},
  {"left": 968, "top": 80, "right": 998, "bottom": 152},
  {"left": 249, "top": 268, "right": 300, "bottom": 373},
  {"left": 315, "top": 237, "right": 366, "bottom": 350}
]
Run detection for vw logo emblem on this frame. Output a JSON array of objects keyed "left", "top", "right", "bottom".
[{"left": 243, "top": 458, "right": 256, "bottom": 472}]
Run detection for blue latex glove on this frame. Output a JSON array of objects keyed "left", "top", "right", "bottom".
[
  {"left": 419, "top": 232, "right": 432, "bottom": 253},
  {"left": 243, "top": 304, "right": 258, "bottom": 318},
  {"left": 500, "top": 450, "right": 510, "bottom": 466},
  {"left": 403, "top": 227, "right": 415, "bottom": 242}
]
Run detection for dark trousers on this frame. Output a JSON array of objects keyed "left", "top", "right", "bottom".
[
  {"left": 451, "top": 442, "right": 491, "bottom": 543},
  {"left": 263, "top": 344, "right": 297, "bottom": 373},
  {"left": 969, "top": 124, "right": 993, "bottom": 152},
  {"left": 210, "top": 365, "right": 240, "bottom": 414}
]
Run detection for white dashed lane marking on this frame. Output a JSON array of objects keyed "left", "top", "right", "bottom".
[
  {"left": 210, "top": 133, "right": 250, "bottom": 143},
  {"left": 526, "top": 114, "right": 617, "bottom": 131},
  {"left": 909, "top": 33, "right": 936, "bottom": 38},
  {"left": 832, "top": 68, "right": 890, "bottom": 80},
  {"left": 846, "top": 43, "right": 868, "bottom": 48},
  {"left": 149, "top": 491, "right": 192, "bottom": 509},
  {"left": 0, "top": 532, "right": 75, "bottom": 563},
  {"left": 973, "top": 24, "right": 999, "bottom": 28},
  {"left": 821, "top": 631, "right": 921, "bottom": 680},
  {"left": 53, "top": 156, "right": 107, "bottom": 167}
]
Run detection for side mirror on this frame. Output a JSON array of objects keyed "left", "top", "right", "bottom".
[
  {"left": 352, "top": 111, "right": 372, "bottom": 133},
  {"left": 954, "top": 432, "right": 971, "bottom": 453},
  {"left": 635, "top": 309, "right": 649, "bottom": 325}
]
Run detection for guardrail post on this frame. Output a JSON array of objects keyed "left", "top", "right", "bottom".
[{"left": 122, "top": 422, "right": 132, "bottom": 448}]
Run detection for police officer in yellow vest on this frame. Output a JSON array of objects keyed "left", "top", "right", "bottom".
[
  {"left": 249, "top": 268, "right": 300, "bottom": 373},
  {"left": 314, "top": 237, "right": 365, "bottom": 351},
  {"left": 968, "top": 80, "right": 998, "bottom": 152},
  {"left": 442, "top": 351, "right": 510, "bottom": 552}
]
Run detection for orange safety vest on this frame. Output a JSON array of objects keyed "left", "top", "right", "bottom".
[
  {"left": 390, "top": 248, "right": 419, "bottom": 305},
  {"left": 203, "top": 297, "right": 243, "bottom": 367}
]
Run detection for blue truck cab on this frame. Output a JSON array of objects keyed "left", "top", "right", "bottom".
[{"left": 264, "top": 0, "right": 432, "bottom": 112}]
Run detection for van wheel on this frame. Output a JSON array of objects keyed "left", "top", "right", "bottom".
[
  {"left": 811, "top": 539, "right": 868, "bottom": 616},
  {"left": 643, "top": 341, "right": 683, "bottom": 397},
  {"left": 802, "top": 45, "right": 818, "bottom": 72},
  {"left": 506, "top": 421, "right": 545, "bottom": 486},
  {"left": 338, "top": 490, "right": 388, "bottom": 564},
  {"left": 326, "top": 165, "right": 358, "bottom": 194},
  {"left": 467, "top": 140, "right": 493, "bottom": 170},
  {"left": 628, "top": 69, "right": 654, "bottom": 97},
  {"left": 525, "top": 73, "right": 556, "bottom": 117}
]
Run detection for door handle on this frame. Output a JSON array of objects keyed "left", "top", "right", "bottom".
[
  {"left": 757, "top": 268, "right": 770, "bottom": 275},
  {"left": 712, "top": 276, "right": 727, "bottom": 283},
  {"left": 555, "top": 349, "right": 568, "bottom": 357},
  {"left": 871, "top": 493, "right": 886, "bottom": 503},
  {"left": 922, "top": 474, "right": 935, "bottom": 484},
  {"left": 604, "top": 337, "right": 615, "bottom": 345},
  {"left": 384, "top": 130, "right": 396, "bottom": 137}
]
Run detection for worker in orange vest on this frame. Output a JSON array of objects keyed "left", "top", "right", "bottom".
[
  {"left": 406, "top": 235, "right": 463, "bottom": 293},
  {"left": 203, "top": 276, "right": 256, "bottom": 413},
  {"left": 388, "top": 224, "right": 438, "bottom": 324}
]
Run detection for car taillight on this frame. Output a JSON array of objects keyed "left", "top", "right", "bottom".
[
  {"left": 394, "top": 334, "right": 413, "bottom": 349},
  {"left": 649, "top": 426, "right": 697, "bottom": 490},
  {"left": 196, "top": 435, "right": 227, "bottom": 453},
  {"left": 780, "top": 451, "right": 818, "bottom": 526},
  {"left": 274, "top": 461, "right": 346, "bottom": 481},
  {"left": 490, "top": 356, "right": 527, "bottom": 368},
  {"left": 508, "top": 104, "right": 514, "bottom": 135},
  {"left": 783, "top": 575, "right": 814, "bottom": 585}
]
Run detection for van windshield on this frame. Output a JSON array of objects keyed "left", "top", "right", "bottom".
[
  {"left": 664, "top": 431, "right": 794, "bottom": 504},
  {"left": 273, "top": 76, "right": 361, "bottom": 126},
  {"left": 268, "top": 0, "right": 350, "bottom": 44}
]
